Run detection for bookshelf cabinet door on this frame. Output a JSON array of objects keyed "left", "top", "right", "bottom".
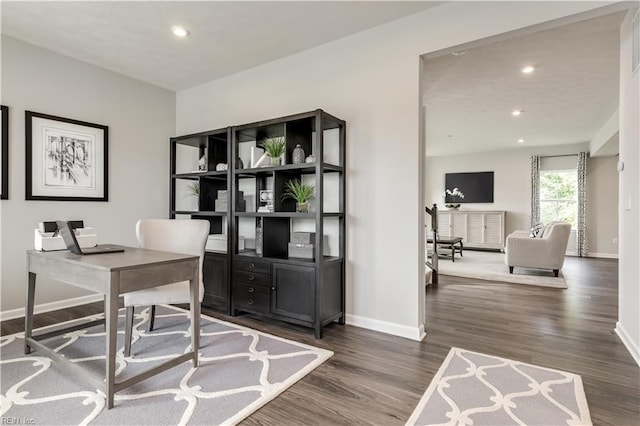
[
  {"left": 202, "top": 252, "right": 228, "bottom": 310},
  {"left": 271, "top": 263, "right": 315, "bottom": 323}
]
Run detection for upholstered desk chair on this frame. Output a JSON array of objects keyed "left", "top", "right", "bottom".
[{"left": 123, "top": 219, "right": 209, "bottom": 357}]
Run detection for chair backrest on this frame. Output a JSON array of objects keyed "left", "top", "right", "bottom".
[
  {"left": 541, "top": 222, "right": 572, "bottom": 260},
  {"left": 136, "top": 219, "right": 210, "bottom": 297}
]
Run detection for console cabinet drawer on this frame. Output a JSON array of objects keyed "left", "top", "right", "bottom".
[
  {"left": 234, "top": 259, "right": 270, "bottom": 274},
  {"left": 233, "top": 283, "right": 270, "bottom": 314},
  {"left": 234, "top": 270, "right": 270, "bottom": 287}
]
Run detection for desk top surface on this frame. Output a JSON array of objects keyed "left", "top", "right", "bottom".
[{"left": 27, "top": 246, "right": 198, "bottom": 272}]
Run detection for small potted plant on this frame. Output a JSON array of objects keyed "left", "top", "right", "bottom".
[
  {"left": 183, "top": 181, "right": 199, "bottom": 211},
  {"left": 282, "top": 179, "right": 314, "bottom": 213},
  {"left": 444, "top": 187, "right": 464, "bottom": 209},
  {"left": 261, "top": 137, "right": 286, "bottom": 166}
]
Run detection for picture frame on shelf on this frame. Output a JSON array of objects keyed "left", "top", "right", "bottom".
[
  {"left": 1, "top": 105, "right": 8, "bottom": 199},
  {"left": 26, "top": 111, "right": 109, "bottom": 201}
]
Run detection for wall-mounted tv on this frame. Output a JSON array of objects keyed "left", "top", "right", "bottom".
[{"left": 445, "top": 172, "right": 494, "bottom": 203}]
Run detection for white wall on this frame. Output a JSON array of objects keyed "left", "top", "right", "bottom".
[
  {"left": 616, "top": 8, "right": 640, "bottom": 366},
  {"left": 177, "top": 2, "right": 612, "bottom": 339},
  {"left": 587, "top": 155, "right": 619, "bottom": 257},
  {"left": 0, "top": 36, "right": 175, "bottom": 315}
]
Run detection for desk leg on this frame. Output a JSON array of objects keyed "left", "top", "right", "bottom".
[
  {"left": 24, "top": 272, "right": 36, "bottom": 354},
  {"left": 189, "top": 270, "right": 199, "bottom": 368},
  {"left": 105, "top": 272, "right": 120, "bottom": 409}
]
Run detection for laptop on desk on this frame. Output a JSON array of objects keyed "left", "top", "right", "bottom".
[{"left": 56, "top": 221, "right": 125, "bottom": 255}]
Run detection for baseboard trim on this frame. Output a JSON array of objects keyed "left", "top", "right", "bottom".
[
  {"left": 0, "top": 294, "right": 103, "bottom": 322},
  {"left": 615, "top": 321, "right": 640, "bottom": 367},
  {"left": 345, "top": 314, "right": 425, "bottom": 341},
  {"left": 586, "top": 252, "right": 619, "bottom": 259}
]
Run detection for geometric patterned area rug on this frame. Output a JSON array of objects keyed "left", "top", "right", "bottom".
[
  {"left": 0, "top": 305, "right": 332, "bottom": 425},
  {"left": 406, "top": 347, "right": 592, "bottom": 426},
  {"left": 436, "top": 250, "right": 568, "bottom": 289}
]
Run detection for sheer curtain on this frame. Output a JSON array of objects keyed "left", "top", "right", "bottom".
[
  {"left": 530, "top": 155, "right": 541, "bottom": 228},
  {"left": 577, "top": 152, "right": 588, "bottom": 257}
]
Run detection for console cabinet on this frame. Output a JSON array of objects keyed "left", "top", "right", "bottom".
[
  {"left": 439, "top": 210, "right": 506, "bottom": 250},
  {"left": 170, "top": 109, "right": 345, "bottom": 338}
]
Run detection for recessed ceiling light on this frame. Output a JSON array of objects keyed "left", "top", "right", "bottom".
[
  {"left": 518, "top": 139, "right": 525, "bottom": 143},
  {"left": 512, "top": 110, "right": 523, "bottom": 117},
  {"left": 171, "top": 26, "right": 190, "bottom": 38},
  {"left": 521, "top": 65, "right": 535, "bottom": 74}
]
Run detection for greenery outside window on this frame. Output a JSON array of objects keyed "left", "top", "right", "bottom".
[{"left": 539, "top": 170, "right": 577, "bottom": 228}]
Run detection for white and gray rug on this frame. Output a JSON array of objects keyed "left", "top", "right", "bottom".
[
  {"left": 407, "top": 347, "right": 592, "bottom": 426},
  {"left": 0, "top": 305, "right": 332, "bottom": 425},
  {"left": 435, "top": 250, "right": 567, "bottom": 289}
]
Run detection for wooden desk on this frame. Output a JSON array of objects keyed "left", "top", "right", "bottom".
[
  {"left": 426, "top": 237, "right": 464, "bottom": 262},
  {"left": 25, "top": 247, "right": 200, "bottom": 409}
]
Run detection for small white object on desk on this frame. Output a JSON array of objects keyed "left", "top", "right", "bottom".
[{"left": 34, "top": 227, "right": 97, "bottom": 251}]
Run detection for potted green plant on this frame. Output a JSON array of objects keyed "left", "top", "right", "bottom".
[
  {"left": 183, "top": 181, "right": 199, "bottom": 211},
  {"left": 282, "top": 179, "right": 314, "bottom": 213},
  {"left": 261, "top": 137, "right": 286, "bottom": 166}
]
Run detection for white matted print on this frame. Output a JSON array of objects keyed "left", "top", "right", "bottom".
[{"left": 26, "top": 111, "right": 108, "bottom": 201}]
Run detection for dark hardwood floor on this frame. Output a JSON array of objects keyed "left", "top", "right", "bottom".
[{"left": 2, "top": 256, "right": 638, "bottom": 425}]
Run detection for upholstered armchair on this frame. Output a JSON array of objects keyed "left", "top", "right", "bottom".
[{"left": 505, "top": 222, "right": 571, "bottom": 277}]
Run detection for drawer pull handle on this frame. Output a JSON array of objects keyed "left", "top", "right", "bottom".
[
  {"left": 248, "top": 287, "right": 255, "bottom": 293},
  {"left": 249, "top": 263, "right": 255, "bottom": 269},
  {"left": 248, "top": 300, "right": 254, "bottom": 305},
  {"left": 248, "top": 275, "right": 255, "bottom": 281}
]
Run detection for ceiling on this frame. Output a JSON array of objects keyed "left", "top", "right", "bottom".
[
  {"left": 1, "top": 1, "right": 440, "bottom": 91},
  {"left": 423, "top": 12, "right": 624, "bottom": 157}
]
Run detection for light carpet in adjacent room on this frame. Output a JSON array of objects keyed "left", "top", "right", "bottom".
[
  {"left": 407, "top": 347, "right": 592, "bottom": 426},
  {"left": 0, "top": 305, "right": 332, "bottom": 425},
  {"left": 436, "top": 250, "right": 567, "bottom": 288}
]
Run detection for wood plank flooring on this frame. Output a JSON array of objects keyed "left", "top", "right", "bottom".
[{"left": 2, "top": 256, "right": 638, "bottom": 425}]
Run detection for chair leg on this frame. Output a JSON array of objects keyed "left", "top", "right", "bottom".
[
  {"left": 553, "top": 269, "right": 559, "bottom": 277},
  {"left": 147, "top": 305, "right": 156, "bottom": 332},
  {"left": 124, "top": 306, "right": 134, "bottom": 357},
  {"left": 508, "top": 266, "right": 514, "bottom": 274}
]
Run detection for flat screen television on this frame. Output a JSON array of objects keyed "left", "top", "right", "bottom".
[{"left": 445, "top": 172, "right": 494, "bottom": 203}]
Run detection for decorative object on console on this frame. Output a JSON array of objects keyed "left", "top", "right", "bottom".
[
  {"left": 282, "top": 179, "right": 314, "bottom": 213},
  {"left": 305, "top": 154, "right": 315, "bottom": 163},
  {"left": 26, "top": 111, "right": 108, "bottom": 201},
  {"left": 1, "top": 105, "right": 8, "bottom": 200},
  {"left": 261, "top": 136, "right": 286, "bottom": 166},
  {"left": 292, "top": 144, "right": 305, "bottom": 164},
  {"left": 215, "top": 163, "right": 228, "bottom": 171},
  {"left": 444, "top": 187, "right": 464, "bottom": 209},
  {"left": 236, "top": 156, "right": 244, "bottom": 169},
  {"left": 250, "top": 146, "right": 269, "bottom": 168}
]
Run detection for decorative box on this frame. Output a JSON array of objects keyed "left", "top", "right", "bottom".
[
  {"left": 215, "top": 199, "right": 246, "bottom": 212},
  {"left": 34, "top": 228, "right": 97, "bottom": 251},
  {"left": 291, "top": 232, "right": 315, "bottom": 244},
  {"left": 288, "top": 243, "right": 314, "bottom": 259},
  {"left": 205, "top": 234, "right": 244, "bottom": 253}
]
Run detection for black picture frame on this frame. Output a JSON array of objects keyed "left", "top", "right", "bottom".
[
  {"left": 26, "top": 111, "right": 109, "bottom": 201},
  {"left": 1, "top": 105, "right": 8, "bottom": 200}
]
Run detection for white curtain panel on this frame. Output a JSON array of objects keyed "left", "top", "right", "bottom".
[
  {"left": 530, "top": 155, "right": 541, "bottom": 228},
  {"left": 577, "top": 152, "right": 588, "bottom": 257}
]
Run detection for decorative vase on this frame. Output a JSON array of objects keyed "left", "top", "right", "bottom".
[
  {"left": 296, "top": 202, "right": 309, "bottom": 213},
  {"left": 270, "top": 156, "right": 280, "bottom": 166},
  {"left": 292, "top": 144, "right": 305, "bottom": 164},
  {"left": 236, "top": 157, "right": 244, "bottom": 169}
]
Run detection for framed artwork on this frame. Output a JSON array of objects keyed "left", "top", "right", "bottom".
[
  {"left": 26, "top": 111, "right": 108, "bottom": 201},
  {"left": 1, "top": 105, "right": 7, "bottom": 199}
]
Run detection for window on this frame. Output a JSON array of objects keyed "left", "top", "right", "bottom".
[{"left": 539, "top": 170, "right": 578, "bottom": 228}]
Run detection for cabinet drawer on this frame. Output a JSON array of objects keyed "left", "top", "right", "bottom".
[
  {"left": 234, "top": 259, "right": 270, "bottom": 274},
  {"left": 233, "top": 283, "right": 270, "bottom": 314},
  {"left": 234, "top": 270, "right": 270, "bottom": 287}
]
